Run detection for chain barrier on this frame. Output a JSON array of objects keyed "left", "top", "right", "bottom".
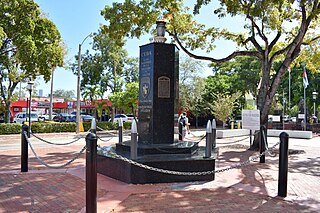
[
  {"left": 180, "top": 134, "right": 207, "bottom": 144},
  {"left": 98, "top": 140, "right": 281, "bottom": 176},
  {"left": 96, "top": 135, "right": 114, "bottom": 142},
  {"left": 29, "top": 128, "right": 91, "bottom": 146},
  {"left": 24, "top": 131, "right": 86, "bottom": 169},
  {"left": 30, "top": 132, "right": 84, "bottom": 145},
  {"left": 96, "top": 126, "right": 120, "bottom": 135},
  {"left": 182, "top": 129, "right": 259, "bottom": 146},
  {"left": 216, "top": 136, "right": 250, "bottom": 145}
]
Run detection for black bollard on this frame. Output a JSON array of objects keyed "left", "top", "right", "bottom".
[
  {"left": 91, "top": 118, "right": 97, "bottom": 134},
  {"left": 130, "top": 120, "right": 138, "bottom": 160},
  {"left": 178, "top": 122, "right": 183, "bottom": 141},
  {"left": 204, "top": 120, "right": 212, "bottom": 158},
  {"left": 118, "top": 118, "right": 123, "bottom": 144},
  {"left": 21, "top": 124, "right": 29, "bottom": 172},
  {"left": 278, "top": 132, "right": 289, "bottom": 197},
  {"left": 86, "top": 132, "right": 97, "bottom": 213},
  {"left": 259, "top": 125, "right": 266, "bottom": 163},
  {"left": 211, "top": 119, "right": 217, "bottom": 149}
]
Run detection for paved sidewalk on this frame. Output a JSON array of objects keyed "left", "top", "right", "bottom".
[{"left": 0, "top": 131, "right": 319, "bottom": 212}]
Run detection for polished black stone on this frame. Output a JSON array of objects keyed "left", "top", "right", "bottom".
[
  {"left": 138, "top": 43, "right": 179, "bottom": 145},
  {"left": 97, "top": 146, "right": 216, "bottom": 184},
  {"left": 116, "top": 140, "right": 199, "bottom": 156},
  {"left": 97, "top": 42, "right": 216, "bottom": 184}
]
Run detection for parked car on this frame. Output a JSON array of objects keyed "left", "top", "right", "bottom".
[
  {"left": 38, "top": 112, "right": 57, "bottom": 121},
  {"left": 290, "top": 117, "right": 297, "bottom": 122},
  {"left": 126, "top": 114, "right": 135, "bottom": 121},
  {"left": 53, "top": 113, "right": 72, "bottom": 122},
  {"left": 13, "top": 112, "right": 39, "bottom": 124},
  {"left": 70, "top": 115, "right": 94, "bottom": 122},
  {"left": 109, "top": 114, "right": 128, "bottom": 122}
]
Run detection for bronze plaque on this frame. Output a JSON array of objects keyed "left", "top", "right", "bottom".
[{"left": 158, "top": 76, "right": 170, "bottom": 98}]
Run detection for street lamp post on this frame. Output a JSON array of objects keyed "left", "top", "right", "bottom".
[
  {"left": 27, "top": 81, "right": 34, "bottom": 137},
  {"left": 312, "top": 91, "right": 318, "bottom": 117},
  {"left": 77, "top": 33, "right": 92, "bottom": 134}
]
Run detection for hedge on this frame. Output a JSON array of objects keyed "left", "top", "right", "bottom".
[{"left": 0, "top": 121, "right": 134, "bottom": 134}]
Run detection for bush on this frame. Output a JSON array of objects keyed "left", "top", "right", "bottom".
[
  {"left": 0, "top": 123, "right": 22, "bottom": 134},
  {"left": 0, "top": 121, "right": 134, "bottom": 134},
  {"left": 31, "top": 122, "right": 76, "bottom": 133}
]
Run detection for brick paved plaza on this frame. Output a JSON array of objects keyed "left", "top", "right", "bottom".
[{"left": 0, "top": 131, "right": 319, "bottom": 212}]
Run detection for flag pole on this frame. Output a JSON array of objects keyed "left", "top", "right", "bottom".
[
  {"left": 303, "top": 66, "right": 308, "bottom": 131},
  {"left": 304, "top": 85, "right": 307, "bottom": 131}
]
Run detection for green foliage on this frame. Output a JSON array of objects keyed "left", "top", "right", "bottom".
[
  {"left": 179, "top": 56, "right": 207, "bottom": 118},
  {"left": 53, "top": 89, "right": 75, "bottom": 101},
  {"left": 109, "top": 82, "right": 139, "bottom": 115},
  {"left": 210, "top": 56, "right": 261, "bottom": 96},
  {"left": 0, "top": 121, "right": 132, "bottom": 135},
  {"left": 95, "top": 101, "right": 110, "bottom": 121},
  {"left": 122, "top": 82, "right": 139, "bottom": 114},
  {"left": 73, "top": 31, "right": 139, "bottom": 101},
  {"left": 0, "top": 0, "right": 65, "bottom": 122},
  {"left": 208, "top": 92, "right": 241, "bottom": 128},
  {"left": 0, "top": 123, "right": 21, "bottom": 134},
  {"left": 31, "top": 122, "right": 77, "bottom": 133},
  {"left": 102, "top": 0, "right": 320, "bottom": 124}
]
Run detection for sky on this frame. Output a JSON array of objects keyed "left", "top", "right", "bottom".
[{"left": 34, "top": 0, "right": 242, "bottom": 97}]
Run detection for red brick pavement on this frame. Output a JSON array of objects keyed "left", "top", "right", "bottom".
[
  {"left": 0, "top": 132, "right": 320, "bottom": 212},
  {"left": 113, "top": 188, "right": 315, "bottom": 213}
]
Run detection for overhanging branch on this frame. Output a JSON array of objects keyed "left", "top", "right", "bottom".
[{"left": 172, "top": 33, "right": 261, "bottom": 63}]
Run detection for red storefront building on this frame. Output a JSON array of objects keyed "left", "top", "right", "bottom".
[{"left": 10, "top": 97, "right": 112, "bottom": 118}]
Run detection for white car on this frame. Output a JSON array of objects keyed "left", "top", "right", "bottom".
[
  {"left": 13, "top": 112, "right": 39, "bottom": 124},
  {"left": 38, "top": 112, "right": 57, "bottom": 121},
  {"left": 110, "top": 114, "right": 129, "bottom": 123}
]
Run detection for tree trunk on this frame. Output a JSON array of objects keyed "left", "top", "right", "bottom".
[{"left": 4, "top": 102, "right": 11, "bottom": 123}]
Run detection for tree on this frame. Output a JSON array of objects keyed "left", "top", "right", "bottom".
[
  {"left": 81, "top": 85, "right": 103, "bottom": 118},
  {"left": 209, "top": 92, "right": 241, "bottom": 128},
  {"left": 178, "top": 56, "right": 207, "bottom": 127},
  {"left": 0, "top": 0, "right": 65, "bottom": 122},
  {"left": 101, "top": 0, "right": 320, "bottom": 126},
  {"left": 53, "top": 89, "right": 75, "bottom": 101},
  {"left": 108, "top": 82, "right": 139, "bottom": 117}
]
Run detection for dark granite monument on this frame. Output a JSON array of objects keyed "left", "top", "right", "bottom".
[
  {"left": 137, "top": 42, "right": 179, "bottom": 145},
  {"left": 97, "top": 20, "right": 216, "bottom": 184}
]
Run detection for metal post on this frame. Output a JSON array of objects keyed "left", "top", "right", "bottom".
[
  {"left": 259, "top": 125, "right": 266, "bottom": 163},
  {"left": 131, "top": 120, "right": 138, "bottom": 160},
  {"left": 288, "top": 68, "right": 291, "bottom": 108},
  {"left": 237, "top": 121, "right": 241, "bottom": 129},
  {"left": 21, "top": 124, "right": 29, "bottom": 172},
  {"left": 118, "top": 118, "right": 123, "bottom": 144},
  {"left": 211, "top": 119, "right": 216, "bottom": 149},
  {"left": 28, "top": 92, "right": 31, "bottom": 138},
  {"left": 76, "top": 44, "right": 82, "bottom": 134},
  {"left": 204, "top": 120, "right": 212, "bottom": 158},
  {"left": 304, "top": 84, "right": 307, "bottom": 131},
  {"left": 77, "top": 33, "right": 92, "bottom": 134},
  {"left": 278, "top": 132, "right": 289, "bottom": 197},
  {"left": 249, "top": 129, "right": 252, "bottom": 146},
  {"left": 91, "top": 118, "right": 96, "bottom": 134},
  {"left": 85, "top": 132, "right": 97, "bottom": 213}
]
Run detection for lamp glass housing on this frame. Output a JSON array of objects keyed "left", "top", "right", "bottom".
[{"left": 312, "top": 91, "right": 318, "bottom": 100}]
